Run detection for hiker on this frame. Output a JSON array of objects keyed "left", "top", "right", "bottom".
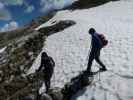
[
  {"left": 86, "top": 28, "right": 107, "bottom": 74},
  {"left": 36, "top": 52, "right": 55, "bottom": 93}
]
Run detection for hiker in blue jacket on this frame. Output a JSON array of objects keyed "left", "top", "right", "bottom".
[{"left": 86, "top": 28, "right": 107, "bottom": 75}]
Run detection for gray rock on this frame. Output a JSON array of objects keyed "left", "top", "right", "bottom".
[
  {"left": 41, "top": 93, "right": 52, "bottom": 100},
  {"left": 20, "top": 95, "right": 35, "bottom": 100},
  {"left": 48, "top": 87, "right": 63, "bottom": 100}
]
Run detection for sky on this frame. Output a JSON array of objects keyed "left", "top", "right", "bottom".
[{"left": 0, "top": 0, "right": 75, "bottom": 32}]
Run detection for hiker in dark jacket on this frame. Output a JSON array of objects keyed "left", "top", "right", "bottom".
[
  {"left": 86, "top": 28, "right": 107, "bottom": 74},
  {"left": 36, "top": 52, "right": 55, "bottom": 93}
]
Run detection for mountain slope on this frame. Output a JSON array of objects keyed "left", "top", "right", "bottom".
[
  {"left": 29, "top": 0, "right": 133, "bottom": 100},
  {"left": 67, "top": 0, "right": 118, "bottom": 9}
]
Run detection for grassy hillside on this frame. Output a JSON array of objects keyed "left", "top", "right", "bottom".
[
  {"left": 0, "top": 27, "right": 29, "bottom": 48},
  {"left": 0, "top": 13, "right": 55, "bottom": 49}
]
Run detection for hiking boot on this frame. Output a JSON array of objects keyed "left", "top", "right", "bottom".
[{"left": 99, "top": 67, "right": 107, "bottom": 72}]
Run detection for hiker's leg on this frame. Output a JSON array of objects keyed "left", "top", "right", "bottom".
[
  {"left": 44, "top": 69, "right": 53, "bottom": 93},
  {"left": 36, "top": 89, "right": 41, "bottom": 100},
  {"left": 45, "top": 80, "right": 50, "bottom": 93},
  {"left": 47, "top": 80, "right": 50, "bottom": 91},
  {"left": 95, "top": 50, "right": 106, "bottom": 69},
  {"left": 87, "top": 51, "right": 95, "bottom": 72}
]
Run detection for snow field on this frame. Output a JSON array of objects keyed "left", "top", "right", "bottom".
[{"left": 29, "top": 0, "right": 133, "bottom": 100}]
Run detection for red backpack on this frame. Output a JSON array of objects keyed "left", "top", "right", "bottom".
[{"left": 98, "top": 33, "right": 108, "bottom": 47}]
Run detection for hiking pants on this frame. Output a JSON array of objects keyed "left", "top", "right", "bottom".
[
  {"left": 45, "top": 79, "right": 50, "bottom": 93},
  {"left": 87, "top": 48, "right": 106, "bottom": 72},
  {"left": 43, "top": 68, "right": 53, "bottom": 93}
]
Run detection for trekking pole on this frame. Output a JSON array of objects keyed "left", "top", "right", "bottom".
[
  {"left": 98, "top": 70, "right": 101, "bottom": 81},
  {"left": 52, "top": 69, "right": 56, "bottom": 87}
]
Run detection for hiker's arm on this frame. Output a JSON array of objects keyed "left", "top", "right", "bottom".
[
  {"left": 50, "top": 57, "right": 55, "bottom": 67},
  {"left": 36, "top": 59, "right": 44, "bottom": 72},
  {"left": 37, "top": 65, "right": 43, "bottom": 72}
]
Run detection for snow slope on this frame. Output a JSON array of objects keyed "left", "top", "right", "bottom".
[
  {"left": 0, "top": 47, "right": 6, "bottom": 54},
  {"left": 28, "top": 0, "right": 133, "bottom": 100}
]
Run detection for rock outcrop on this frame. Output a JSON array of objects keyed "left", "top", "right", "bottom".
[{"left": 0, "top": 20, "right": 76, "bottom": 100}]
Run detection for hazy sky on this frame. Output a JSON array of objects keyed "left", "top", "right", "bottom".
[{"left": 0, "top": 0, "right": 75, "bottom": 32}]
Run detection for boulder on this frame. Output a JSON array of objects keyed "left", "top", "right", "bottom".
[
  {"left": 48, "top": 87, "right": 63, "bottom": 100},
  {"left": 41, "top": 93, "right": 52, "bottom": 100}
]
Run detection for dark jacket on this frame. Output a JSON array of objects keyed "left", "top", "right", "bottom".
[
  {"left": 91, "top": 32, "right": 102, "bottom": 49},
  {"left": 38, "top": 56, "right": 55, "bottom": 72}
]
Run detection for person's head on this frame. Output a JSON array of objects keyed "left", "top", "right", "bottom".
[
  {"left": 41, "top": 52, "right": 48, "bottom": 58},
  {"left": 88, "top": 28, "right": 96, "bottom": 35}
]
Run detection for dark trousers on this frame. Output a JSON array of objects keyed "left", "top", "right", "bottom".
[
  {"left": 45, "top": 79, "right": 50, "bottom": 93},
  {"left": 43, "top": 69, "right": 53, "bottom": 93},
  {"left": 87, "top": 48, "right": 106, "bottom": 72}
]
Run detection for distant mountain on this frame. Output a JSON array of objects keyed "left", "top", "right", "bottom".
[
  {"left": 0, "top": 12, "right": 55, "bottom": 49},
  {"left": 66, "top": 0, "right": 119, "bottom": 9}
]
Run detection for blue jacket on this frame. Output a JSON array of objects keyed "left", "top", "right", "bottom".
[{"left": 91, "top": 32, "right": 102, "bottom": 49}]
